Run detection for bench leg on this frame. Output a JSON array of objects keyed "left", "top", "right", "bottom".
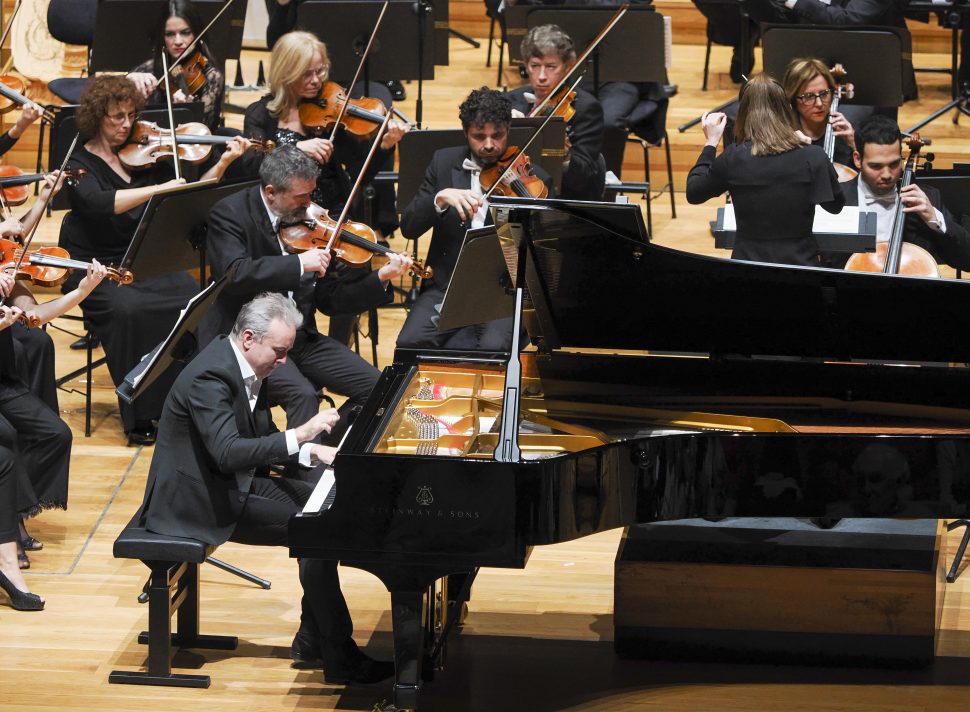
[{"left": 110, "top": 561, "right": 235, "bottom": 688}]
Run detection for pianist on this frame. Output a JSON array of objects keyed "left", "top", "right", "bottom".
[{"left": 137, "top": 292, "right": 394, "bottom": 685}]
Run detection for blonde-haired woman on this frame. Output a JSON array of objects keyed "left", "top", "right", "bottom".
[
  {"left": 781, "top": 57, "right": 855, "bottom": 168},
  {"left": 243, "top": 30, "right": 405, "bottom": 225},
  {"left": 686, "top": 73, "right": 844, "bottom": 267}
]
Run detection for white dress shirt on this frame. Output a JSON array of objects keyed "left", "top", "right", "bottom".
[
  {"left": 435, "top": 156, "right": 489, "bottom": 230},
  {"left": 857, "top": 180, "right": 946, "bottom": 244}
]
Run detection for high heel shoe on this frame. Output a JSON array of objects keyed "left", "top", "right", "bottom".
[{"left": 0, "top": 569, "right": 44, "bottom": 611}]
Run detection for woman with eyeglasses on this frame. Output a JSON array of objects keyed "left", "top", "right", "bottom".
[
  {"left": 686, "top": 73, "right": 844, "bottom": 267},
  {"left": 782, "top": 58, "right": 855, "bottom": 169},
  {"left": 57, "top": 75, "right": 248, "bottom": 445},
  {"left": 127, "top": 0, "right": 225, "bottom": 132}
]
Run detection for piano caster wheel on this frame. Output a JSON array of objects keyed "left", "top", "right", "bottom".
[{"left": 372, "top": 702, "right": 413, "bottom": 712}]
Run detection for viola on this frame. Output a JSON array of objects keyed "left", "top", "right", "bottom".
[
  {"left": 0, "top": 79, "right": 54, "bottom": 123},
  {"left": 480, "top": 147, "right": 548, "bottom": 199},
  {"left": 279, "top": 202, "right": 433, "bottom": 279},
  {"left": 844, "top": 134, "right": 939, "bottom": 278},
  {"left": 0, "top": 238, "right": 134, "bottom": 288},
  {"left": 118, "top": 120, "right": 274, "bottom": 170},
  {"left": 0, "top": 168, "right": 85, "bottom": 207},
  {"left": 298, "top": 81, "right": 398, "bottom": 141}
]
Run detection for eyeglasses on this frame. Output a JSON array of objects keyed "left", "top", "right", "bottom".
[
  {"left": 795, "top": 89, "right": 833, "bottom": 105},
  {"left": 105, "top": 111, "right": 136, "bottom": 124},
  {"left": 300, "top": 66, "right": 328, "bottom": 82}
]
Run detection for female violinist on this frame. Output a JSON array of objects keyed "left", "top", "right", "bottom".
[
  {"left": 781, "top": 58, "right": 856, "bottom": 175},
  {"left": 58, "top": 75, "right": 247, "bottom": 445},
  {"left": 0, "top": 101, "right": 43, "bottom": 159},
  {"left": 126, "top": 0, "right": 225, "bottom": 132},
  {"left": 243, "top": 30, "right": 406, "bottom": 344}
]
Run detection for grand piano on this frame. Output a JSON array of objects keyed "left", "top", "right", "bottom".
[{"left": 290, "top": 198, "right": 970, "bottom": 711}]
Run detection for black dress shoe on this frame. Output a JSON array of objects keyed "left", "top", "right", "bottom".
[
  {"left": 70, "top": 333, "right": 100, "bottom": 350},
  {"left": 290, "top": 631, "right": 324, "bottom": 669},
  {"left": 385, "top": 79, "right": 406, "bottom": 101},
  {"left": 324, "top": 652, "right": 395, "bottom": 685}
]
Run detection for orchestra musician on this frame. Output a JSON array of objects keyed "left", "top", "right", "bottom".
[
  {"left": 126, "top": 0, "right": 226, "bottom": 132},
  {"left": 138, "top": 292, "right": 394, "bottom": 683},
  {"left": 396, "top": 87, "right": 553, "bottom": 351},
  {"left": 835, "top": 115, "right": 970, "bottom": 269},
  {"left": 686, "top": 73, "right": 845, "bottom": 267},
  {"left": 506, "top": 24, "right": 606, "bottom": 201},
  {"left": 781, "top": 58, "right": 856, "bottom": 167},
  {"left": 202, "top": 145, "right": 412, "bottom": 448},
  {"left": 58, "top": 75, "right": 249, "bottom": 445}
]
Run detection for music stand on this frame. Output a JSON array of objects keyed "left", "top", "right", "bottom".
[
  {"left": 90, "top": 0, "right": 248, "bottom": 72},
  {"left": 298, "top": 1, "right": 435, "bottom": 126},
  {"left": 396, "top": 118, "right": 567, "bottom": 211},
  {"left": 437, "top": 226, "right": 512, "bottom": 333},
  {"left": 761, "top": 25, "right": 905, "bottom": 108},
  {"left": 45, "top": 104, "right": 203, "bottom": 212},
  {"left": 510, "top": 6, "right": 666, "bottom": 89},
  {"left": 120, "top": 179, "right": 258, "bottom": 287}
]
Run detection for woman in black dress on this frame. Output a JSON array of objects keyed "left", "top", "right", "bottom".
[
  {"left": 686, "top": 73, "right": 844, "bottom": 267},
  {"left": 58, "top": 75, "right": 247, "bottom": 444},
  {"left": 127, "top": 0, "right": 225, "bottom": 132}
]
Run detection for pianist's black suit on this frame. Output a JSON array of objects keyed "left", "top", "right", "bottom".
[
  {"left": 139, "top": 335, "right": 355, "bottom": 663},
  {"left": 835, "top": 177, "right": 970, "bottom": 270},
  {"left": 397, "top": 146, "right": 554, "bottom": 350},
  {"left": 204, "top": 186, "right": 390, "bottom": 436}
]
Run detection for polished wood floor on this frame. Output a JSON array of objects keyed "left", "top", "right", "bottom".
[{"left": 4, "top": 26, "right": 970, "bottom": 712}]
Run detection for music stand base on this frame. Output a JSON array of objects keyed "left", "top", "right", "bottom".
[
  {"left": 905, "top": 87, "right": 970, "bottom": 134},
  {"left": 945, "top": 519, "right": 970, "bottom": 583}
]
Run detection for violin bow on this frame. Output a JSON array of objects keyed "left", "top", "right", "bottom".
[
  {"left": 529, "top": 3, "right": 629, "bottom": 117},
  {"left": 167, "top": 0, "right": 238, "bottom": 74},
  {"left": 0, "top": 133, "right": 79, "bottom": 307},
  {"left": 322, "top": 109, "right": 393, "bottom": 252},
  {"left": 159, "top": 51, "right": 182, "bottom": 182},
  {"left": 329, "top": 0, "right": 390, "bottom": 142},
  {"left": 481, "top": 74, "right": 584, "bottom": 203},
  {"left": 0, "top": 0, "right": 22, "bottom": 60}
]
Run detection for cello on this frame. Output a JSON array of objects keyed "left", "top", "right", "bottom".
[
  {"left": 844, "top": 134, "right": 940, "bottom": 278},
  {"left": 823, "top": 64, "right": 858, "bottom": 183}
]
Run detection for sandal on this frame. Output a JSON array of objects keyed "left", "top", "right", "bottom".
[
  {"left": 20, "top": 536, "right": 43, "bottom": 552},
  {"left": 17, "top": 549, "right": 29, "bottom": 570}
]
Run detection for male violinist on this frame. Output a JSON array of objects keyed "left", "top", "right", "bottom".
[
  {"left": 396, "top": 87, "right": 553, "bottom": 351},
  {"left": 507, "top": 24, "right": 606, "bottom": 201},
  {"left": 203, "top": 145, "right": 412, "bottom": 447},
  {"left": 835, "top": 115, "right": 970, "bottom": 270}
]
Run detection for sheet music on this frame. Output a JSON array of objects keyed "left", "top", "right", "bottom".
[
  {"left": 721, "top": 203, "right": 862, "bottom": 233},
  {"left": 663, "top": 16, "right": 672, "bottom": 70}
]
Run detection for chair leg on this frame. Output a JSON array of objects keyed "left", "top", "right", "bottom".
[
  {"left": 85, "top": 330, "right": 93, "bottom": 438},
  {"left": 703, "top": 37, "right": 712, "bottom": 91},
  {"left": 497, "top": 32, "right": 505, "bottom": 86},
  {"left": 664, "top": 132, "right": 676, "bottom": 219},
  {"left": 487, "top": 17, "right": 495, "bottom": 67},
  {"left": 642, "top": 140, "right": 653, "bottom": 238}
]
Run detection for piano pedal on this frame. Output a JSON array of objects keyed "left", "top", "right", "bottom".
[{"left": 372, "top": 701, "right": 412, "bottom": 712}]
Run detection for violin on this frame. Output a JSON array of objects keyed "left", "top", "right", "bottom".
[
  {"left": 118, "top": 120, "right": 274, "bottom": 170},
  {"left": 0, "top": 80, "right": 54, "bottom": 124},
  {"left": 480, "top": 147, "right": 548, "bottom": 199},
  {"left": 528, "top": 87, "right": 576, "bottom": 123},
  {"left": 0, "top": 237, "right": 134, "bottom": 288},
  {"left": 298, "top": 81, "right": 410, "bottom": 140},
  {"left": 823, "top": 64, "right": 858, "bottom": 183},
  {"left": 844, "top": 134, "right": 940, "bottom": 278},
  {"left": 0, "top": 168, "right": 85, "bottom": 207},
  {"left": 169, "top": 50, "right": 208, "bottom": 97},
  {"left": 280, "top": 202, "right": 433, "bottom": 280}
]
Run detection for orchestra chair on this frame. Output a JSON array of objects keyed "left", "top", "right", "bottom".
[
  {"left": 51, "top": 314, "right": 106, "bottom": 438},
  {"left": 691, "top": 0, "right": 756, "bottom": 89},
  {"left": 485, "top": 0, "right": 511, "bottom": 85},
  {"left": 109, "top": 508, "right": 238, "bottom": 689},
  {"left": 45, "top": 0, "right": 96, "bottom": 104}
]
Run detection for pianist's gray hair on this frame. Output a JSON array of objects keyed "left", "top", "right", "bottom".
[
  {"left": 259, "top": 144, "right": 321, "bottom": 192},
  {"left": 520, "top": 24, "right": 576, "bottom": 65},
  {"left": 231, "top": 292, "right": 304, "bottom": 342}
]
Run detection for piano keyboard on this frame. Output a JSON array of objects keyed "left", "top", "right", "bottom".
[{"left": 303, "top": 467, "right": 336, "bottom": 513}]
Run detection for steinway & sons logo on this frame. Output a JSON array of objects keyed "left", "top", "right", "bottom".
[{"left": 367, "top": 485, "right": 480, "bottom": 520}]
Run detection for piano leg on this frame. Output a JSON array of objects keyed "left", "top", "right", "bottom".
[{"left": 391, "top": 589, "right": 427, "bottom": 711}]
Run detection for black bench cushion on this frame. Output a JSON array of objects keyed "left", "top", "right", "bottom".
[{"left": 114, "top": 510, "right": 214, "bottom": 564}]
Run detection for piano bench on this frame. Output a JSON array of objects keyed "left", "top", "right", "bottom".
[{"left": 108, "top": 512, "right": 238, "bottom": 689}]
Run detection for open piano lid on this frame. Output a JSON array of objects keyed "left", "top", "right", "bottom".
[{"left": 488, "top": 196, "right": 970, "bottom": 364}]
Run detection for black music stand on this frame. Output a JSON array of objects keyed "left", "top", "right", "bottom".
[
  {"left": 904, "top": 2, "right": 970, "bottom": 132},
  {"left": 117, "top": 276, "right": 272, "bottom": 593},
  {"left": 120, "top": 179, "right": 257, "bottom": 288},
  {"left": 89, "top": 0, "right": 247, "bottom": 72},
  {"left": 298, "top": 1, "right": 435, "bottom": 126},
  {"left": 437, "top": 226, "right": 512, "bottom": 333}
]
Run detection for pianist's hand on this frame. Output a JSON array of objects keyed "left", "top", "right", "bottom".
[
  {"left": 435, "top": 188, "right": 483, "bottom": 222},
  {"left": 309, "top": 444, "right": 337, "bottom": 467},
  {"left": 295, "top": 407, "right": 340, "bottom": 443}
]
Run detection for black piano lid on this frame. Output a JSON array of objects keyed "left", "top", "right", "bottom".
[{"left": 488, "top": 196, "right": 970, "bottom": 364}]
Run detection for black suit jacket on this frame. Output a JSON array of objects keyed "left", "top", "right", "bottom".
[
  {"left": 202, "top": 185, "right": 391, "bottom": 344},
  {"left": 399, "top": 146, "right": 554, "bottom": 291},
  {"left": 507, "top": 86, "right": 605, "bottom": 200},
  {"left": 140, "top": 336, "right": 291, "bottom": 545},
  {"left": 841, "top": 177, "right": 970, "bottom": 270}
]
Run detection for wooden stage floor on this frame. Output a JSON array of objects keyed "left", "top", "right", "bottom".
[{"left": 3, "top": 28, "right": 970, "bottom": 712}]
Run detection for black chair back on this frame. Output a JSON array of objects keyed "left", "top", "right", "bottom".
[{"left": 47, "top": 0, "right": 98, "bottom": 46}]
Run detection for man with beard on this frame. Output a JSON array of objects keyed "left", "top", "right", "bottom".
[
  {"left": 834, "top": 115, "right": 970, "bottom": 270},
  {"left": 395, "top": 87, "right": 554, "bottom": 350},
  {"left": 203, "top": 145, "right": 413, "bottom": 448}
]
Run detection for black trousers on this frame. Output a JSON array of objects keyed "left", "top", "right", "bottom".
[
  {"left": 230, "top": 474, "right": 353, "bottom": 663},
  {"left": 0, "top": 445, "right": 19, "bottom": 544},
  {"left": 11, "top": 323, "right": 58, "bottom": 411},
  {"left": 396, "top": 286, "right": 516, "bottom": 352},
  {"left": 0, "top": 387, "right": 72, "bottom": 515}
]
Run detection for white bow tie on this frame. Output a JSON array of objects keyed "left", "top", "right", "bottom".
[
  {"left": 461, "top": 158, "right": 482, "bottom": 173},
  {"left": 865, "top": 193, "right": 897, "bottom": 207}
]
